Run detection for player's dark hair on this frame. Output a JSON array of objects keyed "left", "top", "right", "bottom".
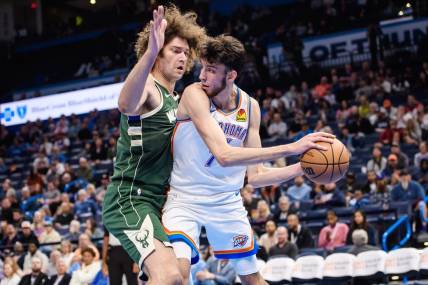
[{"left": 199, "top": 34, "right": 245, "bottom": 73}]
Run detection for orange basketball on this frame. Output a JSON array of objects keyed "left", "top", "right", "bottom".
[{"left": 300, "top": 138, "right": 350, "bottom": 184}]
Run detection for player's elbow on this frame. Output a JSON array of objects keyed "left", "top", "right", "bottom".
[
  {"left": 118, "top": 96, "right": 131, "bottom": 114},
  {"left": 216, "top": 153, "right": 231, "bottom": 167},
  {"left": 213, "top": 145, "right": 238, "bottom": 167},
  {"left": 118, "top": 96, "right": 138, "bottom": 115},
  {"left": 246, "top": 175, "right": 258, "bottom": 187}
]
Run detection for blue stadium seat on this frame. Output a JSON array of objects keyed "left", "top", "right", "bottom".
[
  {"left": 331, "top": 245, "right": 353, "bottom": 253},
  {"left": 302, "top": 209, "right": 327, "bottom": 220},
  {"left": 298, "top": 247, "right": 325, "bottom": 258},
  {"left": 361, "top": 204, "right": 385, "bottom": 214},
  {"left": 70, "top": 147, "right": 83, "bottom": 155},
  {"left": 305, "top": 221, "right": 325, "bottom": 233},
  {"left": 70, "top": 141, "right": 84, "bottom": 149},
  {"left": 364, "top": 134, "right": 379, "bottom": 146},
  {"left": 333, "top": 207, "right": 354, "bottom": 217},
  {"left": 57, "top": 225, "right": 69, "bottom": 236},
  {"left": 367, "top": 215, "right": 380, "bottom": 224},
  {"left": 349, "top": 164, "right": 362, "bottom": 174},
  {"left": 298, "top": 200, "right": 314, "bottom": 211},
  {"left": 95, "top": 161, "right": 113, "bottom": 172},
  {"left": 389, "top": 201, "right": 411, "bottom": 215}
]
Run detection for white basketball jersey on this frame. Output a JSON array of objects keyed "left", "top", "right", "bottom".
[{"left": 170, "top": 86, "right": 251, "bottom": 196}]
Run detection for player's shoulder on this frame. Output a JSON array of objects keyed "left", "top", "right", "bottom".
[
  {"left": 145, "top": 74, "right": 158, "bottom": 90},
  {"left": 248, "top": 96, "right": 259, "bottom": 107},
  {"left": 235, "top": 85, "right": 258, "bottom": 106},
  {"left": 233, "top": 85, "right": 260, "bottom": 118},
  {"left": 248, "top": 96, "right": 260, "bottom": 114},
  {"left": 144, "top": 74, "right": 162, "bottom": 98},
  {"left": 183, "top": 82, "right": 204, "bottom": 93},
  {"left": 181, "top": 83, "right": 209, "bottom": 102}
]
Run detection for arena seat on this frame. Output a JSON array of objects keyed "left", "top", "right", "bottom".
[
  {"left": 322, "top": 253, "right": 355, "bottom": 285},
  {"left": 261, "top": 257, "right": 294, "bottom": 284},
  {"left": 385, "top": 247, "right": 420, "bottom": 280},
  {"left": 292, "top": 254, "right": 324, "bottom": 284}
]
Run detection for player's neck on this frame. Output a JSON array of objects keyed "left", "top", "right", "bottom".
[
  {"left": 151, "top": 70, "right": 175, "bottom": 94},
  {"left": 212, "top": 84, "right": 236, "bottom": 112}
]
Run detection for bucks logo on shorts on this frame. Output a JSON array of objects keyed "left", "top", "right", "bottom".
[
  {"left": 135, "top": 229, "right": 150, "bottom": 248},
  {"left": 124, "top": 215, "right": 156, "bottom": 257}
]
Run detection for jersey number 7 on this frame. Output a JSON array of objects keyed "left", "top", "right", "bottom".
[{"left": 205, "top": 138, "right": 233, "bottom": 167}]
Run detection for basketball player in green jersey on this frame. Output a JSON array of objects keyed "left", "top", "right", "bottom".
[{"left": 102, "top": 5, "right": 206, "bottom": 285}]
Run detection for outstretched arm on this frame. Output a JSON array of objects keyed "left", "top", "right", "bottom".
[
  {"left": 245, "top": 98, "right": 304, "bottom": 188},
  {"left": 181, "top": 84, "right": 334, "bottom": 167},
  {"left": 118, "top": 6, "right": 167, "bottom": 115}
]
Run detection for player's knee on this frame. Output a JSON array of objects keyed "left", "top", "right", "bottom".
[
  {"left": 164, "top": 270, "right": 183, "bottom": 285},
  {"left": 147, "top": 264, "right": 183, "bottom": 285},
  {"left": 239, "top": 272, "right": 266, "bottom": 285},
  {"left": 149, "top": 270, "right": 182, "bottom": 285},
  {"left": 178, "top": 266, "right": 190, "bottom": 280}
]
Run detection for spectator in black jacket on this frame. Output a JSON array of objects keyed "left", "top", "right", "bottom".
[
  {"left": 18, "top": 256, "right": 49, "bottom": 285},
  {"left": 273, "top": 196, "right": 296, "bottom": 223},
  {"left": 47, "top": 259, "right": 71, "bottom": 285},
  {"left": 17, "top": 221, "right": 38, "bottom": 251},
  {"left": 1, "top": 224, "right": 18, "bottom": 250},
  {"left": 1, "top": 198, "right": 14, "bottom": 224},
  {"left": 339, "top": 172, "right": 360, "bottom": 194},
  {"left": 287, "top": 214, "right": 314, "bottom": 249},
  {"left": 346, "top": 210, "right": 377, "bottom": 246},
  {"left": 89, "top": 138, "right": 108, "bottom": 162}
]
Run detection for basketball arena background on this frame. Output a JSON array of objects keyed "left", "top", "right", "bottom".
[{"left": 1, "top": 0, "right": 428, "bottom": 284}]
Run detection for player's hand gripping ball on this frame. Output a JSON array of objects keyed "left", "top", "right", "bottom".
[{"left": 300, "top": 138, "right": 350, "bottom": 184}]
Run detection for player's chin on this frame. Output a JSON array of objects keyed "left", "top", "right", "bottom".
[
  {"left": 201, "top": 86, "right": 212, "bottom": 96},
  {"left": 206, "top": 91, "right": 217, "bottom": 98},
  {"left": 171, "top": 73, "right": 184, "bottom": 81}
]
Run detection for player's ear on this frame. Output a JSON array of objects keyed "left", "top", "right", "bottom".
[{"left": 227, "top": 70, "right": 237, "bottom": 82}]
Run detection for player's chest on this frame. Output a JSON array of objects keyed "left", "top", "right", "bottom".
[{"left": 212, "top": 112, "right": 248, "bottom": 145}]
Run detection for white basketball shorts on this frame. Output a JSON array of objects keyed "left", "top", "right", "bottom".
[{"left": 162, "top": 189, "right": 258, "bottom": 265}]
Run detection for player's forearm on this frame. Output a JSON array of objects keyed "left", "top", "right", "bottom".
[
  {"left": 247, "top": 163, "right": 304, "bottom": 188},
  {"left": 219, "top": 143, "right": 298, "bottom": 167},
  {"left": 118, "top": 51, "right": 157, "bottom": 114}
]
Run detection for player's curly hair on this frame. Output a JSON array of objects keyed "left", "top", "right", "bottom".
[
  {"left": 135, "top": 4, "right": 206, "bottom": 72},
  {"left": 199, "top": 34, "right": 246, "bottom": 73}
]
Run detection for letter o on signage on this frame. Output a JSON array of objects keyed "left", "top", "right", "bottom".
[{"left": 310, "top": 46, "right": 329, "bottom": 61}]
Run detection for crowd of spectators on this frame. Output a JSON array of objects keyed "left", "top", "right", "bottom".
[
  {"left": 5, "top": 0, "right": 424, "bottom": 99},
  {"left": 12, "top": 0, "right": 409, "bottom": 43},
  {"left": 0, "top": 109, "right": 117, "bottom": 283}
]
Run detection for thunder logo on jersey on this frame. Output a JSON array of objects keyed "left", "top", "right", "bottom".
[{"left": 218, "top": 122, "right": 247, "bottom": 140}]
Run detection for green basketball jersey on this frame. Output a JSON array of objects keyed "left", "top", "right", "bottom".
[{"left": 110, "top": 79, "right": 178, "bottom": 211}]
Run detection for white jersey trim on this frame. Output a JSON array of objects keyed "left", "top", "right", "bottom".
[
  {"left": 116, "top": 118, "right": 143, "bottom": 227},
  {"left": 140, "top": 81, "right": 164, "bottom": 120}
]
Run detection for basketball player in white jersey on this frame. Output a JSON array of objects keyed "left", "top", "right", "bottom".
[{"left": 163, "top": 35, "right": 334, "bottom": 285}]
